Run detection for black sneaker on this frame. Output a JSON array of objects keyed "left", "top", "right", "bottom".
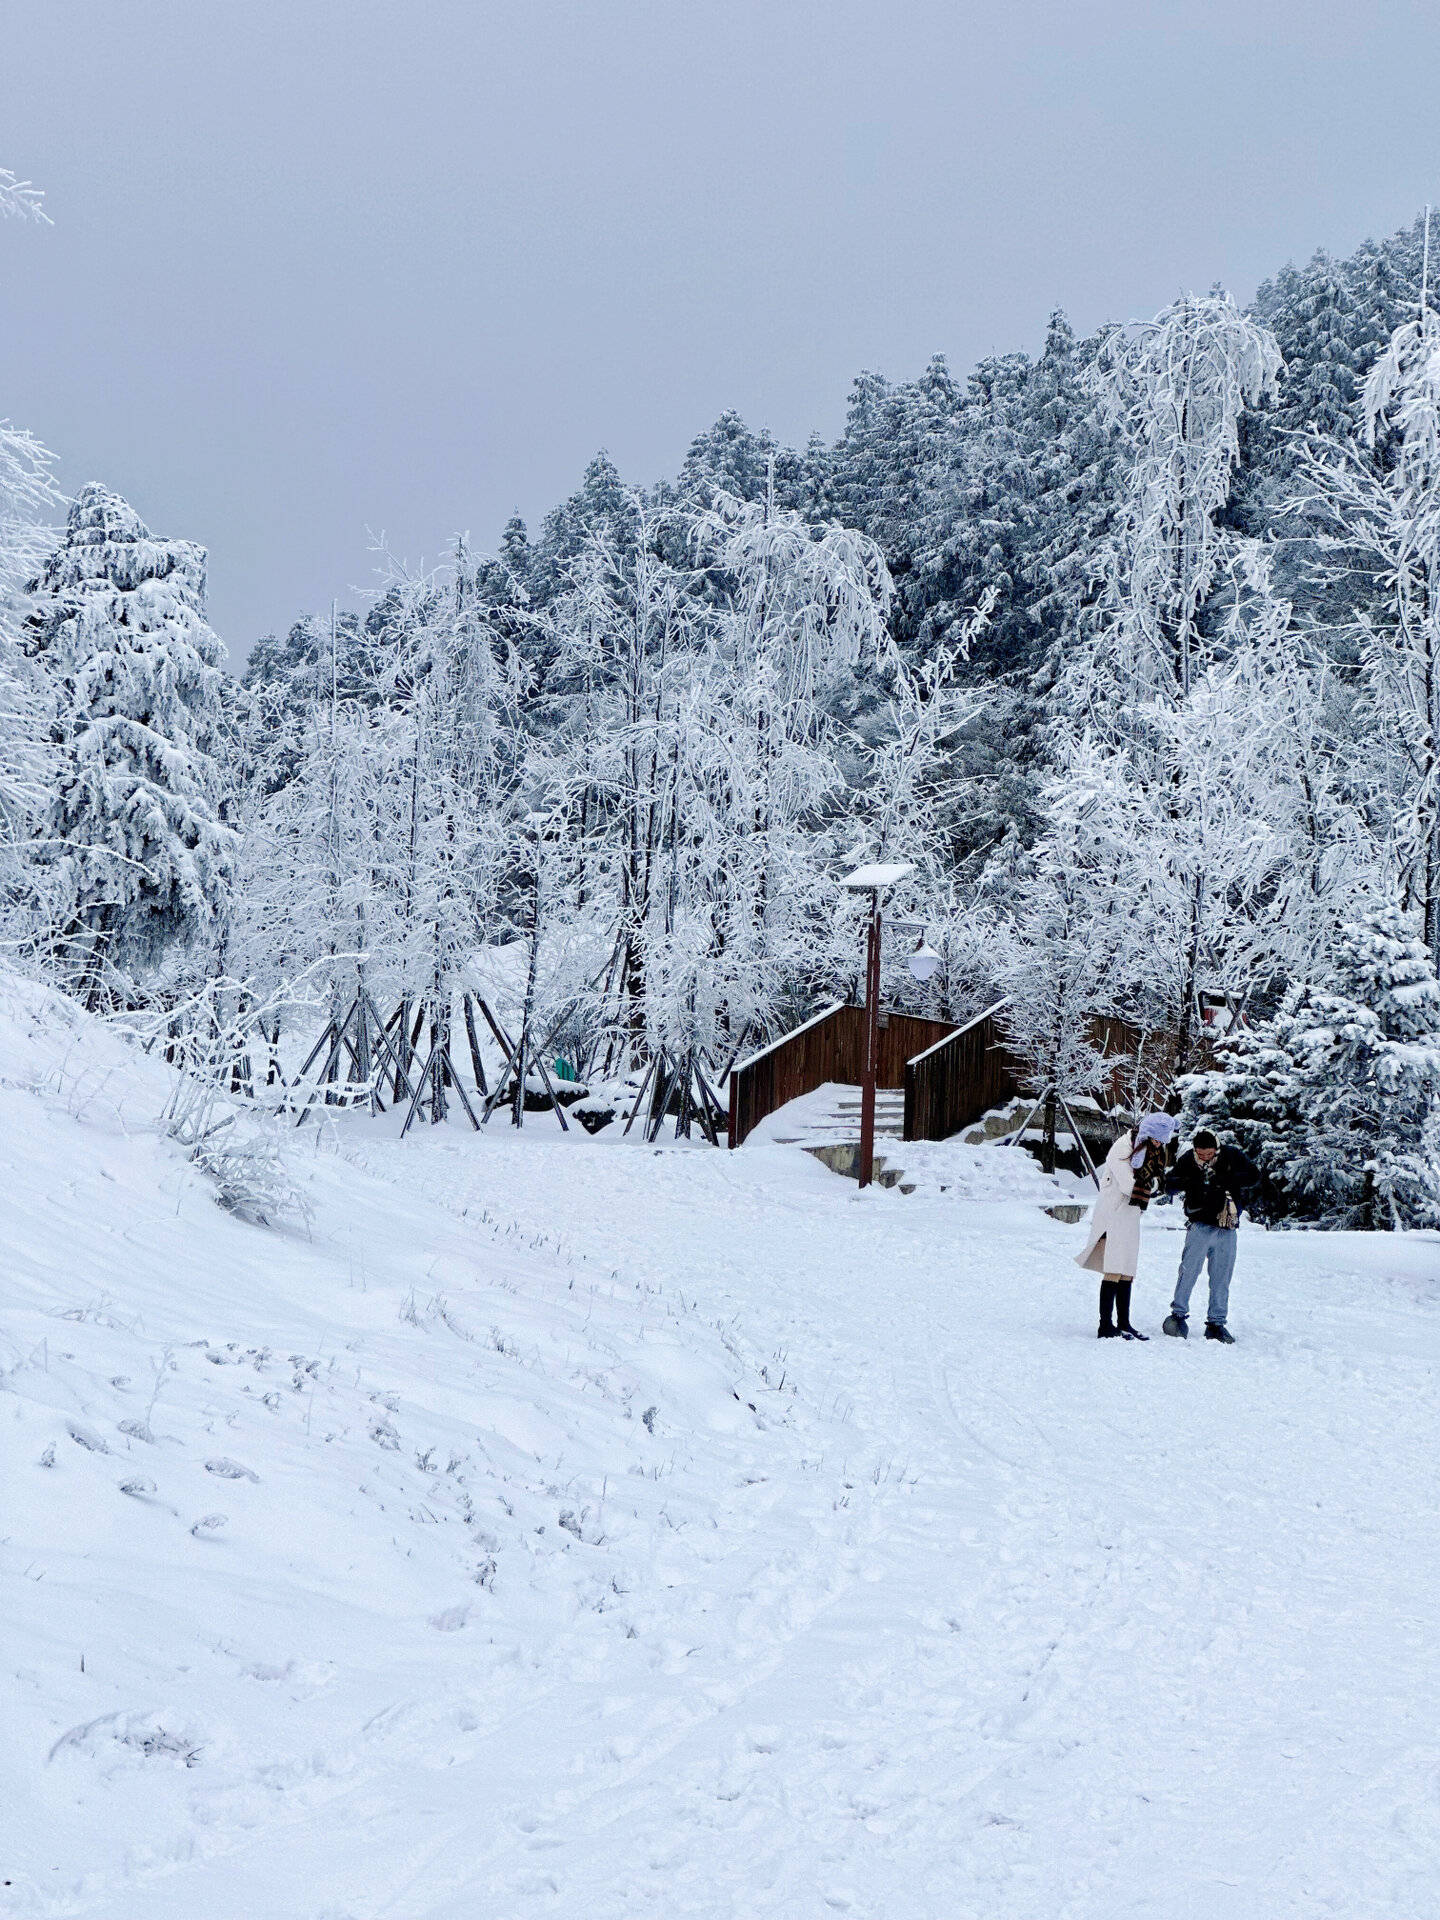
[
  {"left": 1204, "top": 1323, "right": 1235, "bottom": 1344},
  {"left": 1162, "top": 1314, "right": 1188, "bottom": 1339}
]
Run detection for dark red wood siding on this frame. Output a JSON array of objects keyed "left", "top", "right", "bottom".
[
  {"left": 903, "top": 1001, "right": 1021, "bottom": 1143},
  {"left": 728, "top": 1003, "right": 979, "bottom": 1147}
]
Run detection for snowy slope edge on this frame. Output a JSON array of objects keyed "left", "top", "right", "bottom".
[{"left": 0, "top": 969, "right": 802, "bottom": 1917}]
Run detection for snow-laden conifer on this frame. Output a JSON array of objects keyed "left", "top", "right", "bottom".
[
  {"left": 0, "top": 166, "right": 48, "bottom": 224},
  {"left": 1184, "top": 906, "right": 1440, "bottom": 1227},
  {"left": 25, "top": 485, "right": 235, "bottom": 1001},
  {"left": 0, "top": 421, "right": 60, "bottom": 879}
]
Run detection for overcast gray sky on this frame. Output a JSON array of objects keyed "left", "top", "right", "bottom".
[{"left": 2, "top": 1, "right": 1436, "bottom": 665}]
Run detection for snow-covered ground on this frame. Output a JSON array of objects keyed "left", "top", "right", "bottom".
[{"left": 4, "top": 973, "right": 1438, "bottom": 1918}]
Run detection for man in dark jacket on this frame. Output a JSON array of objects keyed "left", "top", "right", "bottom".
[{"left": 1162, "top": 1130, "right": 1260, "bottom": 1344}]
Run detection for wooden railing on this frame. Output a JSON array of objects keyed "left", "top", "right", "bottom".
[
  {"left": 727, "top": 993, "right": 1208, "bottom": 1154},
  {"left": 727, "top": 1001, "right": 847, "bottom": 1148},
  {"left": 903, "top": 998, "right": 1020, "bottom": 1143},
  {"left": 727, "top": 1002, "right": 957, "bottom": 1148}
]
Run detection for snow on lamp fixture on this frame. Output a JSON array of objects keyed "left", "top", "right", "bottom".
[{"left": 908, "top": 940, "right": 942, "bottom": 984}]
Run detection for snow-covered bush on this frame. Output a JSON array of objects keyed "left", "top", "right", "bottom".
[
  {"left": 184, "top": 1117, "right": 312, "bottom": 1230},
  {"left": 122, "top": 971, "right": 321, "bottom": 1230}
]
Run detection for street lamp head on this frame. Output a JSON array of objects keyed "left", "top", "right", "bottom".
[
  {"left": 840, "top": 861, "right": 916, "bottom": 893},
  {"left": 908, "top": 940, "right": 942, "bottom": 984}
]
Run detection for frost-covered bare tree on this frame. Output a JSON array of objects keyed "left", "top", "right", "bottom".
[
  {"left": 234, "top": 665, "right": 402, "bottom": 1038},
  {"left": 1024, "top": 294, "right": 1291, "bottom": 1073},
  {"left": 991, "top": 819, "right": 1123, "bottom": 1103},
  {"left": 1046, "top": 641, "right": 1333, "bottom": 1059},
  {"left": 229, "top": 548, "right": 528, "bottom": 1113},
  {"left": 1080, "top": 292, "right": 1283, "bottom": 712},
  {"left": 1206, "top": 554, "right": 1380, "bottom": 990},
  {"left": 1300, "top": 303, "right": 1440, "bottom": 964},
  {"left": 389, "top": 547, "right": 525, "bottom": 1116},
  {"left": 687, "top": 488, "right": 895, "bottom": 1045},
  {"left": 536, "top": 495, "right": 704, "bottom": 1066},
  {"left": 528, "top": 482, "right": 908, "bottom": 1077}
]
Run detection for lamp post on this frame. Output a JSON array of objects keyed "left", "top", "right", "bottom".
[{"left": 840, "top": 861, "right": 923, "bottom": 1188}]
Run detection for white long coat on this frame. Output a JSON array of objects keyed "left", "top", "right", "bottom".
[{"left": 1075, "top": 1131, "right": 1141, "bottom": 1278}]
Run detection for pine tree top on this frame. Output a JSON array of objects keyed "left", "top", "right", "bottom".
[{"left": 35, "top": 482, "right": 209, "bottom": 607}]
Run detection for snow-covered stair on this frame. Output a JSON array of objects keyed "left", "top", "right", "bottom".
[
  {"left": 752, "top": 1083, "right": 915, "bottom": 1191},
  {"left": 761, "top": 1083, "right": 905, "bottom": 1145},
  {"left": 831, "top": 1090, "right": 906, "bottom": 1139}
]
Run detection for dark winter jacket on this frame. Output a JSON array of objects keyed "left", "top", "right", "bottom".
[{"left": 1165, "top": 1146, "right": 1259, "bottom": 1227}]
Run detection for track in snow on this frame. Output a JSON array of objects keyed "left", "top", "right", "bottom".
[{"left": 5, "top": 1006, "right": 1438, "bottom": 1920}]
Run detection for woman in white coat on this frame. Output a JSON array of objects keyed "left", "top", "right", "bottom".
[{"left": 1075, "top": 1113, "right": 1176, "bottom": 1340}]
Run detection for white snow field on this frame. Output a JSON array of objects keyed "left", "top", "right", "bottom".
[{"left": 4, "top": 974, "right": 1439, "bottom": 1920}]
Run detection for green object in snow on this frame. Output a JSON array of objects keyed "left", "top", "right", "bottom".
[{"left": 554, "top": 1057, "right": 575, "bottom": 1082}]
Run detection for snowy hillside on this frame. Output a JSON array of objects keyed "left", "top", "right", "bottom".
[{"left": 4, "top": 973, "right": 1439, "bottom": 1918}]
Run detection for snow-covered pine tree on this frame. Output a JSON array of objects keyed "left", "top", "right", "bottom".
[
  {"left": 1183, "top": 906, "right": 1440, "bottom": 1228},
  {"left": 828, "top": 356, "right": 964, "bottom": 658},
  {"left": 0, "top": 175, "right": 61, "bottom": 903},
  {"left": 0, "top": 165, "right": 49, "bottom": 225},
  {"left": 25, "top": 484, "right": 236, "bottom": 1003},
  {"left": 244, "top": 607, "right": 398, "bottom": 713},
  {"left": 0, "top": 420, "right": 60, "bottom": 888},
  {"left": 940, "top": 315, "right": 1122, "bottom": 872},
  {"left": 677, "top": 412, "right": 817, "bottom": 515}
]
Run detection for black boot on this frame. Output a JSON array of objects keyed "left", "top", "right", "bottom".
[
  {"left": 1097, "top": 1279, "right": 1120, "bottom": 1338},
  {"left": 1204, "top": 1322, "right": 1236, "bottom": 1344},
  {"left": 1115, "top": 1280, "right": 1148, "bottom": 1341}
]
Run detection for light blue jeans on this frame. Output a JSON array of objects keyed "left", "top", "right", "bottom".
[{"left": 1172, "top": 1225, "right": 1238, "bottom": 1327}]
